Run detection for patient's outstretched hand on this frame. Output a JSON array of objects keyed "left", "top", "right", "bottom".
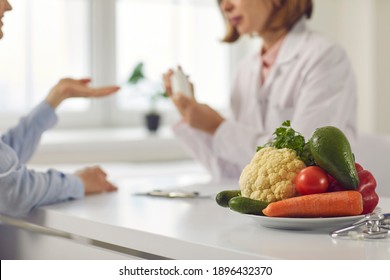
[{"left": 45, "top": 78, "right": 120, "bottom": 109}]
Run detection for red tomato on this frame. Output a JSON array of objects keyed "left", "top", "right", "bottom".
[{"left": 295, "top": 166, "right": 329, "bottom": 195}]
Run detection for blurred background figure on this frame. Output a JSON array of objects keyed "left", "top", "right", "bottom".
[{"left": 164, "top": 0, "right": 358, "bottom": 182}]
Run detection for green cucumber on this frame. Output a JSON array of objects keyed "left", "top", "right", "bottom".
[
  {"left": 215, "top": 190, "right": 241, "bottom": 207},
  {"left": 228, "top": 197, "right": 269, "bottom": 216}
]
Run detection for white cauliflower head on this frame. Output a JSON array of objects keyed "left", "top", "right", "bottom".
[{"left": 239, "top": 147, "right": 306, "bottom": 203}]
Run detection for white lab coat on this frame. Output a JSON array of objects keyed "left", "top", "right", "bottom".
[{"left": 173, "top": 18, "right": 357, "bottom": 182}]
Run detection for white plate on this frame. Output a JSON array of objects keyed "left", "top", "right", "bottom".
[{"left": 249, "top": 214, "right": 365, "bottom": 230}]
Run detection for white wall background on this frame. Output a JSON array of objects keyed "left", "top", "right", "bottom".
[
  {"left": 374, "top": 0, "right": 390, "bottom": 134},
  {"left": 309, "top": 0, "right": 389, "bottom": 134}
]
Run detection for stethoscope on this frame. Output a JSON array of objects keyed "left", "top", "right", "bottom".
[{"left": 331, "top": 212, "right": 390, "bottom": 240}]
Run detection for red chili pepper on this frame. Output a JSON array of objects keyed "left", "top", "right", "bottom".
[{"left": 328, "top": 163, "right": 379, "bottom": 214}]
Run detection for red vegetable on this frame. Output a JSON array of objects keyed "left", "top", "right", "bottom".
[
  {"left": 329, "top": 163, "right": 378, "bottom": 214},
  {"left": 295, "top": 166, "right": 329, "bottom": 195},
  {"left": 356, "top": 170, "right": 379, "bottom": 214},
  {"left": 355, "top": 162, "right": 364, "bottom": 173}
]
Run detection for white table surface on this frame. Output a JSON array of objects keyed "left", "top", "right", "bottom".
[{"left": 7, "top": 162, "right": 390, "bottom": 259}]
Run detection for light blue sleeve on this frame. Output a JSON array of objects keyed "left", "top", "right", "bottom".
[
  {"left": 1, "top": 101, "right": 58, "bottom": 163},
  {"left": 0, "top": 101, "right": 84, "bottom": 217},
  {"left": 0, "top": 141, "right": 84, "bottom": 218}
]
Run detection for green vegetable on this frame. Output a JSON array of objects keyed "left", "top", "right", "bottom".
[
  {"left": 216, "top": 190, "right": 241, "bottom": 207},
  {"left": 301, "top": 142, "right": 316, "bottom": 166},
  {"left": 228, "top": 197, "right": 269, "bottom": 216},
  {"left": 257, "top": 120, "right": 305, "bottom": 156},
  {"left": 309, "top": 126, "right": 359, "bottom": 189}
]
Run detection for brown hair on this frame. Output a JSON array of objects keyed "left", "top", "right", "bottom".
[{"left": 219, "top": 0, "right": 313, "bottom": 43}]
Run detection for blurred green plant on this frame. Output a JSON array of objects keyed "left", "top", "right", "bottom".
[
  {"left": 128, "top": 62, "right": 145, "bottom": 84},
  {"left": 128, "top": 62, "right": 167, "bottom": 112}
]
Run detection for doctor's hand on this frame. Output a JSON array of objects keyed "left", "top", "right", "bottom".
[
  {"left": 75, "top": 166, "right": 117, "bottom": 195},
  {"left": 173, "top": 94, "right": 225, "bottom": 135},
  {"left": 163, "top": 69, "right": 175, "bottom": 97},
  {"left": 163, "top": 68, "right": 195, "bottom": 99},
  {"left": 45, "top": 78, "right": 120, "bottom": 109}
]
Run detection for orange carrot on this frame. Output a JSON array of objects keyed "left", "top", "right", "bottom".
[{"left": 262, "top": 191, "right": 363, "bottom": 218}]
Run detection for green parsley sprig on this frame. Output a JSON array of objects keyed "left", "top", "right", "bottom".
[{"left": 257, "top": 120, "right": 306, "bottom": 156}]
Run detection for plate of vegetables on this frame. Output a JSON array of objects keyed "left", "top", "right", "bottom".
[
  {"left": 216, "top": 121, "right": 379, "bottom": 230},
  {"left": 218, "top": 190, "right": 366, "bottom": 230}
]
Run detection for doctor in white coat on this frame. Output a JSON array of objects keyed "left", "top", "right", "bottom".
[{"left": 164, "top": 0, "right": 357, "bottom": 182}]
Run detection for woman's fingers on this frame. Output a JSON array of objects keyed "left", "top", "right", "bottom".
[{"left": 163, "top": 69, "right": 174, "bottom": 97}]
